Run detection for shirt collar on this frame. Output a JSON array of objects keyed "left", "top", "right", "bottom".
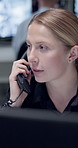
[
  {"left": 32, "top": 81, "right": 78, "bottom": 112},
  {"left": 68, "top": 89, "right": 78, "bottom": 107}
]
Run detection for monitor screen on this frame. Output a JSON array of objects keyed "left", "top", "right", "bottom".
[
  {"left": 0, "top": 108, "right": 78, "bottom": 148},
  {"left": 0, "top": 0, "right": 32, "bottom": 39},
  {"left": 74, "top": 0, "right": 78, "bottom": 17}
]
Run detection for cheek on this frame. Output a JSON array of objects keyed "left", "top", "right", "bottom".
[
  {"left": 44, "top": 52, "right": 68, "bottom": 79},
  {"left": 51, "top": 55, "right": 65, "bottom": 68}
]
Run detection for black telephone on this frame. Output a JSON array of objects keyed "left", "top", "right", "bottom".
[{"left": 17, "top": 53, "right": 31, "bottom": 94}]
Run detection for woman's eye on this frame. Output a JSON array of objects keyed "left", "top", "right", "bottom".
[
  {"left": 40, "top": 45, "right": 43, "bottom": 49},
  {"left": 39, "top": 45, "right": 48, "bottom": 50}
]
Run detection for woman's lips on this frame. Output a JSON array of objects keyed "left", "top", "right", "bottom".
[{"left": 32, "top": 69, "right": 44, "bottom": 75}]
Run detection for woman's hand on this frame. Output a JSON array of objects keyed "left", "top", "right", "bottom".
[{"left": 9, "top": 59, "right": 31, "bottom": 107}]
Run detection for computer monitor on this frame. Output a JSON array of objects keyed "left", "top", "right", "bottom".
[
  {"left": 0, "top": 107, "right": 78, "bottom": 148},
  {"left": 0, "top": 0, "right": 32, "bottom": 40}
]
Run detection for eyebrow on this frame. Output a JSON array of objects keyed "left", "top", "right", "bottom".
[
  {"left": 26, "top": 40, "right": 50, "bottom": 45},
  {"left": 26, "top": 40, "right": 55, "bottom": 50}
]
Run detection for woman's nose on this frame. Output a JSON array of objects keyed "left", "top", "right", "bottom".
[{"left": 28, "top": 49, "right": 39, "bottom": 65}]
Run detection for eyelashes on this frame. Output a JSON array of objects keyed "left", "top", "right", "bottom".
[{"left": 39, "top": 45, "right": 48, "bottom": 50}]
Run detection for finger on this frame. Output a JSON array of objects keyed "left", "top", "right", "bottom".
[
  {"left": 13, "top": 60, "right": 30, "bottom": 74},
  {"left": 14, "top": 59, "right": 29, "bottom": 65}
]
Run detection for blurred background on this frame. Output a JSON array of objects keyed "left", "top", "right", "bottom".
[{"left": 0, "top": 0, "right": 78, "bottom": 99}]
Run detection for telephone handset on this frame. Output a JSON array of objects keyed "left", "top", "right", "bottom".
[{"left": 17, "top": 53, "right": 31, "bottom": 94}]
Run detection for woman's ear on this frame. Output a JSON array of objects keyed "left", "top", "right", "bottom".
[{"left": 68, "top": 45, "right": 78, "bottom": 63}]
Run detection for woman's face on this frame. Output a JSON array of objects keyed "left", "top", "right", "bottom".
[{"left": 26, "top": 22, "right": 69, "bottom": 83}]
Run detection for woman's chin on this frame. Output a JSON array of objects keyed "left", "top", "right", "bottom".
[{"left": 35, "top": 77, "right": 46, "bottom": 83}]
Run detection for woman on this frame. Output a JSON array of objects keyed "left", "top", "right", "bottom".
[{"left": 8, "top": 8, "right": 78, "bottom": 113}]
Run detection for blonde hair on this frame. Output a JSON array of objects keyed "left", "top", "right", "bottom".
[{"left": 28, "top": 8, "right": 78, "bottom": 48}]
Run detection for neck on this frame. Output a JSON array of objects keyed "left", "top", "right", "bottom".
[{"left": 46, "top": 68, "right": 78, "bottom": 113}]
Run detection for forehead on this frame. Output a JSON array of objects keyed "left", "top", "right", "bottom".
[
  {"left": 27, "top": 22, "right": 59, "bottom": 44},
  {"left": 28, "top": 22, "right": 51, "bottom": 36}
]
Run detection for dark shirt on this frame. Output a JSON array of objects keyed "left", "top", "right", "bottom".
[{"left": 21, "top": 77, "right": 78, "bottom": 112}]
